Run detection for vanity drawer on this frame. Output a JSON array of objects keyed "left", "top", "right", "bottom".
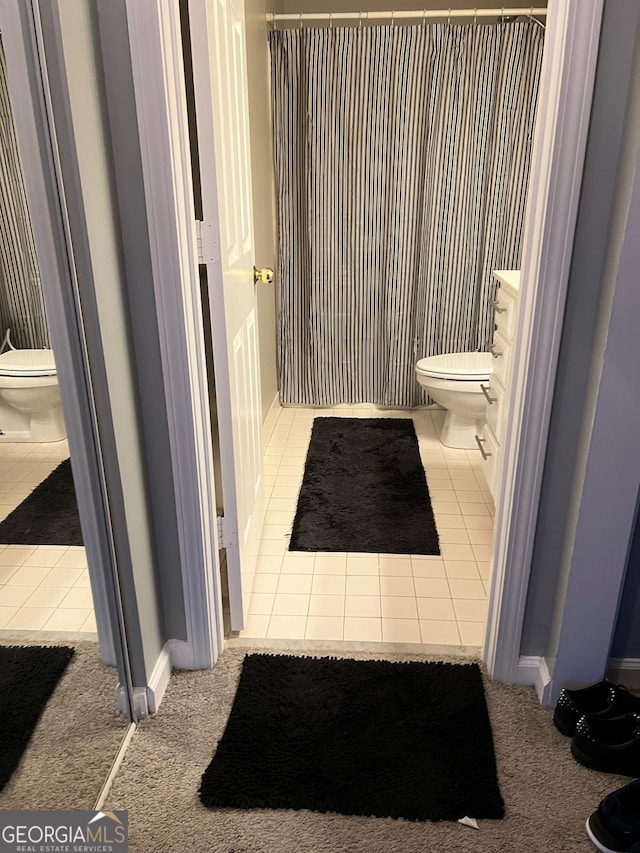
[
  {"left": 483, "top": 374, "right": 507, "bottom": 444},
  {"left": 493, "top": 286, "right": 517, "bottom": 341},
  {"left": 489, "top": 329, "right": 511, "bottom": 387},
  {"left": 475, "top": 425, "right": 498, "bottom": 499}
]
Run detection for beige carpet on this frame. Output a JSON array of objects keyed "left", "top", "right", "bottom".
[
  {"left": 107, "top": 646, "right": 625, "bottom": 852},
  {"left": 0, "top": 640, "right": 127, "bottom": 809}
]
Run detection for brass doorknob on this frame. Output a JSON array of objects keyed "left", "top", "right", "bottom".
[{"left": 253, "top": 266, "right": 274, "bottom": 285}]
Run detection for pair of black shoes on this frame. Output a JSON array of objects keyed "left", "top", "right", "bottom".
[{"left": 554, "top": 680, "right": 640, "bottom": 852}]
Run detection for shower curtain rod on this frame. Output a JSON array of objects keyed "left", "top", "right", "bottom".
[{"left": 266, "top": 8, "right": 547, "bottom": 24}]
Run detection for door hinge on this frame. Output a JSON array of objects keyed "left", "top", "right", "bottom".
[
  {"left": 195, "top": 219, "right": 220, "bottom": 264},
  {"left": 217, "top": 515, "right": 238, "bottom": 549}
]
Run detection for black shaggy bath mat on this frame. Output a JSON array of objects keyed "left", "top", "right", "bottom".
[
  {"left": 0, "top": 459, "right": 82, "bottom": 546},
  {"left": 0, "top": 645, "right": 74, "bottom": 792},
  {"left": 200, "top": 654, "right": 504, "bottom": 821},
  {"left": 289, "top": 417, "right": 439, "bottom": 554}
]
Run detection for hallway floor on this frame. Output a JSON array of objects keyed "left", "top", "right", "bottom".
[
  {"left": 0, "top": 439, "right": 96, "bottom": 636},
  {"left": 236, "top": 405, "right": 494, "bottom": 648}
]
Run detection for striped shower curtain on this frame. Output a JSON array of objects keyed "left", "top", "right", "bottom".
[
  {"left": 270, "top": 22, "right": 543, "bottom": 407},
  {"left": 0, "top": 39, "right": 49, "bottom": 350}
]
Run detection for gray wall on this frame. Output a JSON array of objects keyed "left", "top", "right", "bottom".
[
  {"left": 521, "top": 0, "right": 640, "bottom": 658},
  {"left": 245, "top": 0, "right": 281, "bottom": 421},
  {"left": 39, "top": 0, "right": 173, "bottom": 683}
]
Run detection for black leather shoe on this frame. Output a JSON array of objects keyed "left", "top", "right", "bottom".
[
  {"left": 586, "top": 779, "right": 640, "bottom": 852},
  {"left": 572, "top": 714, "right": 640, "bottom": 777},
  {"left": 554, "top": 682, "right": 640, "bottom": 737}
]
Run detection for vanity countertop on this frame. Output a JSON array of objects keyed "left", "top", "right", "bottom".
[{"left": 493, "top": 269, "right": 520, "bottom": 298}]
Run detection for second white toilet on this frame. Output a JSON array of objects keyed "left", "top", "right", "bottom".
[{"left": 415, "top": 352, "right": 493, "bottom": 449}]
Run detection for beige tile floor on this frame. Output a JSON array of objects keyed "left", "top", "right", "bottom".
[
  {"left": 0, "top": 439, "right": 96, "bottom": 635},
  {"left": 237, "top": 405, "right": 494, "bottom": 648}
]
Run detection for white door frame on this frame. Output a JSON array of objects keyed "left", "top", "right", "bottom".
[
  {"left": 125, "top": 0, "right": 605, "bottom": 683},
  {"left": 125, "top": 0, "right": 224, "bottom": 670},
  {"left": 483, "top": 0, "right": 604, "bottom": 692}
]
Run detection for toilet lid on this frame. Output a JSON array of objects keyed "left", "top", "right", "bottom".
[
  {"left": 416, "top": 351, "right": 493, "bottom": 380},
  {"left": 0, "top": 349, "right": 57, "bottom": 377}
]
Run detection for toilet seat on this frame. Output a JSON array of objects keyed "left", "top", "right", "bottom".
[
  {"left": 0, "top": 349, "right": 57, "bottom": 377},
  {"left": 416, "top": 351, "right": 492, "bottom": 381}
]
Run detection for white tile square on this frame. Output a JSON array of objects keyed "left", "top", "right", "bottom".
[
  {"left": 54, "top": 549, "right": 88, "bottom": 569},
  {"left": 458, "top": 502, "right": 490, "bottom": 517},
  {"left": 281, "top": 553, "right": 315, "bottom": 574},
  {"left": 419, "top": 619, "right": 461, "bottom": 645},
  {"left": 267, "top": 615, "right": 307, "bottom": 639},
  {"left": 5, "top": 566, "right": 52, "bottom": 587},
  {"left": 251, "top": 574, "right": 280, "bottom": 594},
  {"left": 379, "top": 576, "right": 414, "bottom": 597},
  {"left": 277, "top": 574, "right": 313, "bottom": 595},
  {"left": 378, "top": 557, "right": 413, "bottom": 576},
  {"left": 435, "top": 514, "right": 466, "bottom": 529},
  {"left": 40, "top": 568, "right": 84, "bottom": 588},
  {"left": 444, "top": 560, "right": 480, "bottom": 580},
  {"left": 0, "top": 565, "right": 19, "bottom": 584},
  {"left": 458, "top": 621, "right": 485, "bottom": 646},
  {"left": 466, "top": 528, "right": 494, "bottom": 546},
  {"left": 22, "top": 548, "right": 67, "bottom": 568},
  {"left": 440, "top": 543, "right": 476, "bottom": 561},
  {"left": 308, "top": 595, "right": 344, "bottom": 617},
  {"left": 258, "top": 540, "right": 287, "bottom": 557},
  {"left": 382, "top": 618, "right": 421, "bottom": 643},
  {"left": 311, "top": 575, "right": 346, "bottom": 596},
  {"left": 413, "top": 577, "right": 450, "bottom": 598},
  {"left": 345, "top": 595, "right": 381, "bottom": 618},
  {"left": 464, "top": 515, "right": 493, "bottom": 530},
  {"left": 346, "top": 556, "right": 379, "bottom": 575},
  {"left": 416, "top": 598, "right": 456, "bottom": 621},
  {"left": 0, "top": 547, "right": 34, "bottom": 567},
  {"left": 1, "top": 586, "right": 35, "bottom": 607},
  {"left": 259, "top": 524, "right": 291, "bottom": 541},
  {"left": 272, "top": 593, "right": 309, "bottom": 616},
  {"left": 477, "top": 562, "right": 492, "bottom": 581},
  {"left": 438, "top": 528, "right": 471, "bottom": 545},
  {"left": 305, "top": 616, "right": 344, "bottom": 641},
  {"left": 448, "top": 579, "right": 486, "bottom": 600},
  {"left": 345, "top": 575, "right": 379, "bottom": 597},
  {"left": 343, "top": 617, "right": 382, "bottom": 642},
  {"left": 453, "top": 598, "right": 487, "bottom": 622},
  {"left": 381, "top": 596, "right": 418, "bottom": 619},
  {"left": 44, "top": 608, "right": 91, "bottom": 632},
  {"left": 411, "top": 558, "right": 447, "bottom": 578},
  {"left": 248, "top": 593, "right": 275, "bottom": 615},
  {"left": 60, "top": 587, "right": 94, "bottom": 609},
  {"left": 6, "top": 606, "right": 55, "bottom": 630},
  {"left": 314, "top": 555, "right": 347, "bottom": 575},
  {"left": 255, "top": 555, "right": 284, "bottom": 574},
  {"left": 0, "top": 605, "right": 19, "bottom": 628},
  {"left": 239, "top": 614, "right": 271, "bottom": 638},
  {"left": 24, "top": 586, "right": 69, "bottom": 609}
]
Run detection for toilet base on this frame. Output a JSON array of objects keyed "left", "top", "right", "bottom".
[
  {"left": 440, "top": 410, "right": 486, "bottom": 449},
  {"left": 0, "top": 403, "right": 66, "bottom": 443}
]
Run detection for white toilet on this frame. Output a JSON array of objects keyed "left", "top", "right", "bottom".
[
  {"left": 415, "top": 352, "right": 493, "bottom": 449},
  {"left": 0, "top": 349, "right": 66, "bottom": 442}
]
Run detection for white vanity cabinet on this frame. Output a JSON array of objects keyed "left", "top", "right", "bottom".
[{"left": 477, "top": 270, "right": 520, "bottom": 500}]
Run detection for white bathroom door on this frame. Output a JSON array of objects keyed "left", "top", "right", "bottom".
[{"left": 188, "top": 0, "right": 264, "bottom": 629}]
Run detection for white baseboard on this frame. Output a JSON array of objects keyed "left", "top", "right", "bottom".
[
  {"left": 607, "top": 657, "right": 640, "bottom": 688},
  {"left": 145, "top": 641, "right": 173, "bottom": 715},
  {"left": 516, "top": 655, "right": 553, "bottom": 705},
  {"left": 262, "top": 393, "right": 281, "bottom": 447}
]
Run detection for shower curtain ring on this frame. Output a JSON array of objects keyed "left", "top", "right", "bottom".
[
  {"left": 299, "top": 12, "right": 302, "bottom": 29},
  {"left": 329, "top": 11, "right": 333, "bottom": 28},
  {"left": 359, "top": 10, "right": 363, "bottom": 29},
  {"left": 422, "top": 9, "right": 426, "bottom": 27},
  {"left": 447, "top": 8, "right": 451, "bottom": 26}
]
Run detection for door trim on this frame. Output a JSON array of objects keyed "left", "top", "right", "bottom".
[
  {"left": 125, "top": 0, "right": 224, "bottom": 669},
  {"left": 483, "top": 0, "right": 605, "bottom": 684}
]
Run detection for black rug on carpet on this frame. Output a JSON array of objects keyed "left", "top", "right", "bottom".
[
  {"left": 289, "top": 417, "right": 439, "bottom": 554},
  {"left": 0, "top": 645, "right": 74, "bottom": 792},
  {"left": 0, "top": 459, "right": 83, "bottom": 546},
  {"left": 200, "top": 654, "right": 504, "bottom": 822}
]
